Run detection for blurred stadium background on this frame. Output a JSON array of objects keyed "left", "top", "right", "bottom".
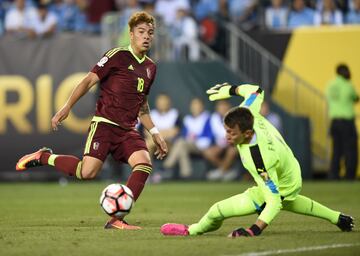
[
  {"left": 0, "top": 0, "right": 359, "bottom": 181},
  {"left": 1, "top": 1, "right": 360, "bottom": 255}
]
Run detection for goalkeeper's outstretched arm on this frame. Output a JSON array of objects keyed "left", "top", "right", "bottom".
[{"left": 206, "top": 83, "right": 264, "bottom": 113}]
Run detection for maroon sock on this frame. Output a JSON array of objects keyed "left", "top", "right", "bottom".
[
  {"left": 40, "top": 152, "right": 51, "bottom": 164},
  {"left": 40, "top": 153, "right": 81, "bottom": 176},
  {"left": 126, "top": 164, "right": 152, "bottom": 201}
]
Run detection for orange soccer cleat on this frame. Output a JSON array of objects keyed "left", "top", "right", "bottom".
[
  {"left": 15, "top": 147, "right": 53, "bottom": 171},
  {"left": 104, "top": 217, "right": 142, "bottom": 230}
]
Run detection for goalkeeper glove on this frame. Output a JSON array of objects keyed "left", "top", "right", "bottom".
[
  {"left": 206, "top": 82, "right": 238, "bottom": 101},
  {"left": 228, "top": 224, "right": 262, "bottom": 238}
]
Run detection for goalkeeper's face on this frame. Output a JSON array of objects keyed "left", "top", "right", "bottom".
[{"left": 224, "top": 124, "right": 253, "bottom": 145}]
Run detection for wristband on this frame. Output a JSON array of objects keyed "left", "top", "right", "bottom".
[
  {"left": 249, "top": 224, "right": 262, "bottom": 236},
  {"left": 149, "top": 127, "right": 160, "bottom": 135},
  {"left": 229, "top": 86, "right": 238, "bottom": 95}
]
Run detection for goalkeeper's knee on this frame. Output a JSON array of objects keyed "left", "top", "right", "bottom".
[{"left": 207, "top": 203, "right": 225, "bottom": 221}]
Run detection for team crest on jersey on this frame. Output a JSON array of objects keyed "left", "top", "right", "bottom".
[
  {"left": 93, "top": 142, "right": 100, "bottom": 151},
  {"left": 146, "top": 68, "right": 151, "bottom": 79},
  {"left": 97, "top": 56, "right": 108, "bottom": 67}
]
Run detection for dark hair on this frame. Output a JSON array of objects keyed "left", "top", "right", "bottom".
[
  {"left": 224, "top": 107, "right": 254, "bottom": 132},
  {"left": 128, "top": 11, "right": 155, "bottom": 31},
  {"left": 336, "top": 64, "right": 351, "bottom": 80}
]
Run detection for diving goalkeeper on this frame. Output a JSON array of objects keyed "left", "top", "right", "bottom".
[{"left": 161, "top": 83, "right": 354, "bottom": 237}]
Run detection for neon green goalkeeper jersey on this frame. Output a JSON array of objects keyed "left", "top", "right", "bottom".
[{"left": 236, "top": 85, "right": 302, "bottom": 224}]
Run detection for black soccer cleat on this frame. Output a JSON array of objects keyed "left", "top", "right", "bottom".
[{"left": 336, "top": 213, "right": 354, "bottom": 232}]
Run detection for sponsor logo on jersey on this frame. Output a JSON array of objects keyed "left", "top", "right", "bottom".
[
  {"left": 128, "top": 65, "right": 134, "bottom": 71},
  {"left": 146, "top": 68, "right": 151, "bottom": 79},
  {"left": 97, "top": 56, "right": 108, "bottom": 67}
]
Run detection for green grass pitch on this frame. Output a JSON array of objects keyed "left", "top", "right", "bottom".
[{"left": 0, "top": 181, "right": 359, "bottom": 256}]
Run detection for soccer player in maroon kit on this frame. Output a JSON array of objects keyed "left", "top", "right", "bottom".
[{"left": 15, "top": 11, "right": 168, "bottom": 230}]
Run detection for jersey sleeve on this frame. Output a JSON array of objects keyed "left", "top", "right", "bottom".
[
  {"left": 350, "top": 82, "right": 359, "bottom": 101},
  {"left": 325, "top": 82, "right": 336, "bottom": 101},
  {"left": 257, "top": 165, "right": 282, "bottom": 224},
  {"left": 91, "top": 49, "right": 120, "bottom": 81},
  {"left": 250, "top": 144, "right": 282, "bottom": 224},
  {"left": 237, "top": 84, "right": 264, "bottom": 114}
]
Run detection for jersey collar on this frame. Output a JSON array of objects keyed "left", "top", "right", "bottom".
[
  {"left": 128, "top": 45, "right": 146, "bottom": 64},
  {"left": 249, "top": 133, "right": 257, "bottom": 145}
]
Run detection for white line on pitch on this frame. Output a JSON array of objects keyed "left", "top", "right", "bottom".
[{"left": 224, "top": 243, "right": 360, "bottom": 256}]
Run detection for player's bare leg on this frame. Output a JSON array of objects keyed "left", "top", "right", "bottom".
[
  {"left": 79, "top": 156, "right": 103, "bottom": 179},
  {"left": 105, "top": 150, "right": 151, "bottom": 230}
]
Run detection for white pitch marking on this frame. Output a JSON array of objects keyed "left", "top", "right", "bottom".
[{"left": 226, "top": 243, "right": 360, "bottom": 256}]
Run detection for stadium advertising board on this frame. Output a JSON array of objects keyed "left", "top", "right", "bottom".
[{"left": 0, "top": 34, "right": 102, "bottom": 174}]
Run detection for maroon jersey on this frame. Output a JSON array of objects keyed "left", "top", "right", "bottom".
[{"left": 91, "top": 46, "right": 157, "bottom": 129}]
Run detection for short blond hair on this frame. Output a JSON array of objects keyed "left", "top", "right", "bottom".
[{"left": 128, "top": 11, "right": 155, "bottom": 31}]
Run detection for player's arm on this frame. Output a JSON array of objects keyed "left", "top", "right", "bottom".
[
  {"left": 351, "top": 85, "right": 359, "bottom": 103},
  {"left": 256, "top": 166, "right": 282, "bottom": 227},
  {"left": 206, "top": 83, "right": 264, "bottom": 113},
  {"left": 229, "top": 166, "right": 282, "bottom": 237},
  {"left": 138, "top": 96, "right": 168, "bottom": 159},
  {"left": 51, "top": 72, "right": 99, "bottom": 130}
]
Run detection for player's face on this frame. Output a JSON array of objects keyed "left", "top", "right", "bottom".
[
  {"left": 224, "top": 124, "right": 252, "bottom": 145},
  {"left": 130, "top": 22, "right": 154, "bottom": 53}
]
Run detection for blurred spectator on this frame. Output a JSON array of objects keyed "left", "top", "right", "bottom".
[
  {"left": 348, "top": 0, "right": 356, "bottom": 10},
  {"left": 228, "top": 0, "right": 258, "bottom": 30},
  {"left": 145, "top": 93, "right": 181, "bottom": 162},
  {"left": 50, "top": 0, "right": 80, "bottom": 32},
  {"left": 142, "top": 0, "right": 156, "bottom": 13},
  {"left": 288, "top": 0, "right": 315, "bottom": 28},
  {"left": 163, "top": 98, "right": 212, "bottom": 178},
  {"left": 193, "top": 0, "right": 218, "bottom": 21},
  {"left": 119, "top": 0, "right": 141, "bottom": 28},
  {"left": 0, "top": 16, "right": 3, "bottom": 35},
  {"left": 1, "top": 1, "right": 12, "bottom": 26},
  {"left": 30, "top": 3, "right": 57, "bottom": 37},
  {"left": 314, "top": 0, "right": 350, "bottom": 13},
  {"left": 314, "top": 0, "right": 343, "bottom": 25},
  {"left": 50, "top": 0, "right": 69, "bottom": 31},
  {"left": 171, "top": 7, "right": 200, "bottom": 61},
  {"left": 260, "top": 101, "right": 283, "bottom": 134},
  {"left": 265, "top": 0, "right": 289, "bottom": 29},
  {"left": 4, "top": 0, "right": 37, "bottom": 37},
  {"left": 206, "top": 100, "right": 238, "bottom": 181},
  {"left": 208, "top": 0, "right": 230, "bottom": 57},
  {"left": 154, "top": 0, "right": 190, "bottom": 26},
  {"left": 117, "top": 0, "right": 141, "bottom": 46},
  {"left": 86, "top": 0, "right": 117, "bottom": 34},
  {"left": 73, "top": 0, "right": 88, "bottom": 32},
  {"left": 326, "top": 63, "right": 359, "bottom": 180},
  {"left": 199, "top": 17, "right": 217, "bottom": 49},
  {"left": 346, "top": 0, "right": 360, "bottom": 23}
]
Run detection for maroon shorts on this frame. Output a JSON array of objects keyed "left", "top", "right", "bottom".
[{"left": 83, "top": 121, "right": 148, "bottom": 163}]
